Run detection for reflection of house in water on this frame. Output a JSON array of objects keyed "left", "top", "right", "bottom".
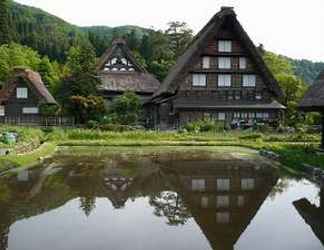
[
  {"left": 0, "top": 155, "right": 278, "bottom": 250},
  {"left": 293, "top": 186, "right": 324, "bottom": 246},
  {"left": 163, "top": 159, "right": 278, "bottom": 250}
]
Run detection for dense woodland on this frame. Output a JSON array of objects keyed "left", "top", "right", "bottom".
[{"left": 0, "top": 0, "right": 323, "bottom": 127}]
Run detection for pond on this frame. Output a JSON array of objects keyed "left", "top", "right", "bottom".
[{"left": 0, "top": 146, "right": 323, "bottom": 250}]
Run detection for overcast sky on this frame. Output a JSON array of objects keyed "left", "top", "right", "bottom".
[{"left": 15, "top": 0, "right": 324, "bottom": 62}]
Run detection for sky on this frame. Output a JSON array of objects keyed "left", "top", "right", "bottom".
[{"left": 15, "top": 0, "right": 324, "bottom": 62}]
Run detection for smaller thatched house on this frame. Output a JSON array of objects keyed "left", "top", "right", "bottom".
[
  {"left": 0, "top": 68, "right": 57, "bottom": 119},
  {"left": 96, "top": 39, "right": 160, "bottom": 103},
  {"left": 299, "top": 70, "right": 324, "bottom": 148}
]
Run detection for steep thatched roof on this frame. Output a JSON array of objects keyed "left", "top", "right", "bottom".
[
  {"left": 98, "top": 72, "right": 160, "bottom": 94},
  {"left": 299, "top": 70, "right": 324, "bottom": 112},
  {"left": 96, "top": 39, "right": 160, "bottom": 94},
  {"left": 0, "top": 68, "right": 57, "bottom": 105},
  {"left": 152, "top": 7, "right": 283, "bottom": 101}
]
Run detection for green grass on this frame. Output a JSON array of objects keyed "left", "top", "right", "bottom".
[
  {"left": 0, "top": 126, "right": 323, "bottom": 173},
  {"left": 0, "top": 142, "right": 56, "bottom": 172}
]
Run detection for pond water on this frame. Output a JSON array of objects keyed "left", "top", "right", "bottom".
[{"left": 0, "top": 147, "right": 323, "bottom": 250}]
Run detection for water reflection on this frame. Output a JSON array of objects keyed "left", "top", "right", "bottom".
[
  {"left": 0, "top": 152, "right": 321, "bottom": 250},
  {"left": 293, "top": 186, "right": 324, "bottom": 246}
]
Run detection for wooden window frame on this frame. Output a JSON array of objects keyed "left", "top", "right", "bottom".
[{"left": 192, "top": 74, "right": 207, "bottom": 87}]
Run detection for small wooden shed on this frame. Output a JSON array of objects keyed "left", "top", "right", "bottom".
[{"left": 299, "top": 70, "right": 324, "bottom": 148}]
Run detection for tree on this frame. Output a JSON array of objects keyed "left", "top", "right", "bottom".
[
  {"left": 263, "top": 52, "right": 294, "bottom": 76},
  {"left": 66, "top": 44, "right": 97, "bottom": 75},
  {"left": 166, "top": 21, "right": 193, "bottom": 58},
  {"left": 58, "top": 44, "right": 100, "bottom": 109},
  {"left": 69, "top": 95, "right": 106, "bottom": 123},
  {"left": 264, "top": 51, "right": 308, "bottom": 126},
  {"left": 38, "top": 56, "right": 61, "bottom": 94},
  {"left": 80, "top": 196, "right": 96, "bottom": 217},
  {"left": 0, "top": 0, "right": 11, "bottom": 45},
  {"left": 109, "top": 91, "right": 142, "bottom": 125},
  {"left": 149, "top": 191, "right": 191, "bottom": 226},
  {"left": 276, "top": 74, "right": 308, "bottom": 126}
]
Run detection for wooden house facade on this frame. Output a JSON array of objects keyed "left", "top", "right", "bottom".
[
  {"left": 96, "top": 39, "right": 160, "bottom": 103},
  {"left": 0, "top": 68, "right": 58, "bottom": 122},
  {"left": 299, "top": 70, "right": 324, "bottom": 148},
  {"left": 149, "top": 7, "right": 285, "bottom": 129}
]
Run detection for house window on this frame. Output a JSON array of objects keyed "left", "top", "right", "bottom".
[
  {"left": 218, "top": 40, "right": 232, "bottom": 52},
  {"left": 241, "top": 178, "right": 255, "bottom": 190},
  {"left": 201, "top": 196, "right": 209, "bottom": 208},
  {"left": 202, "top": 57, "right": 210, "bottom": 69},
  {"left": 218, "top": 57, "right": 231, "bottom": 69},
  {"left": 22, "top": 107, "right": 39, "bottom": 114},
  {"left": 0, "top": 106, "right": 4, "bottom": 116},
  {"left": 218, "top": 75, "right": 231, "bottom": 87},
  {"left": 237, "top": 195, "right": 245, "bottom": 207},
  {"left": 216, "top": 195, "right": 230, "bottom": 208},
  {"left": 216, "top": 212, "right": 230, "bottom": 224},
  {"left": 218, "top": 112, "right": 226, "bottom": 121},
  {"left": 243, "top": 75, "right": 256, "bottom": 87},
  {"left": 239, "top": 57, "right": 247, "bottom": 69},
  {"left": 256, "top": 112, "right": 270, "bottom": 119},
  {"left": 192, "top": 74, "right": 207, "bottom": 87},
  {"left": 192, "top": 179, "right": 206, "bottom": 191},
  {"left": 217, "top": 178, "right": 230, "bottom": 191},
  {"left": 17, "top": 88, "right": 28, "bottom": 99}
]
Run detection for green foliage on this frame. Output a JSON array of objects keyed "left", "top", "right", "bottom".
[
  {"left": 184, "top": 119, "right": 225, "bottom": 133},
  {"left": 264, "top": 51, "right": 309, "bottom": 127},
  {"left": 58, "top": 44, "right": 100, "bottom": 112},
  {"left": 0, "top": 0, "right": 11, "bottom": 45},
  {"left": 239, "top": 133, "right": 263, "bottom": 141},
  {"left": 66, "top": 44, "right": 96, "bottom": 75},
  {"left": 0, "top": 43, "right": 64, "bottom": 97},
  {"left": 69, "top": 95, "right": 106, "bottom": 123},
  {"left": 8, "top": 1, "right": 87, "bottom": 61},
  {"left": 108, "top": 91, "right": 142, "bottom": 125},
  {"left": 39, "top": 104, "right": 60, "bottom": 116},
  {"left": 0, "top": 43, "right": 40, "bottom": 81},
  {"left": 166, "top": 21, "right": 193, "bottom": 58},
  {"left": 287, "top": 58, "right": 324, "bottom": 84}
]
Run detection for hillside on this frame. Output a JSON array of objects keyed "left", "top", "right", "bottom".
[
  {"left": 8, "top": 1, "right": 148, "bottom": 61},
  {"left": 288, "top": 58, "right": 324, "bottom": 84},
  {"left": 7, "top": 1, "right": 324, "bottom": 83}
]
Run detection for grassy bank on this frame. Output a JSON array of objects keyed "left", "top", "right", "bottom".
[
  {"left": 0, "top": 142, "right": 56, "bottom": 172},
  {"left": 0, "top": 126, "right": 323, "bottom": 173}
]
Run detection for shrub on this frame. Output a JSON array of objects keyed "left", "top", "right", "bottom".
[
  {"left": 239, "top": 133, "right": 263, "bottom": 140},
  {"left": 39, "top": 104, "right": 60, "bottom": 116},
  {"left": 183, "top": 119, "right": 225, "bottom": 133},
  {"left": 108, "top": 91, "right": 142, "bottom": 125},
  {"left": 87, "top": 120, "right": 100, "bottom": 129},
  {"left": 99, "top": 124, "right": 136, "bottom": 132},
  {"left": 70, "top": 95, "right": 106, "bottom": 123}
]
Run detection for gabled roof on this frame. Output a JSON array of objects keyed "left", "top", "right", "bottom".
[
  {"left": 96, "top": 38, "right": 147, "bottom": 73},
  {"left": 96, "top": 39, "right": 160, "bottom": 94},
  {"left": 0, "top": 68, "right": 57, "bottom": 105},
  {"left": 152, "top": 7, "right": 283, "bottom": 100},
  {"left": 299, "top": 70, "right": 324, "bottom": 112}
]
